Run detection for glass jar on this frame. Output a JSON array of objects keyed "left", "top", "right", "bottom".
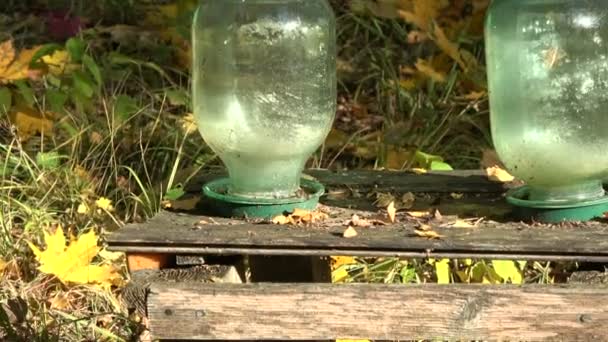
[
  {"left": 486, "top": 0, "right": 608, "bottom": 202},
  {"left": 192, "top": 0, "right": 336, "bottom": 199}
]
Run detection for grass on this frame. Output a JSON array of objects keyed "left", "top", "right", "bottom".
[{"left": 0, "top": 1, "right": 586, "bottom": 340}]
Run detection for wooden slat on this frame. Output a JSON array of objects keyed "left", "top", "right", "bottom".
[
  {"left": 147, "top": 282, "right": 608, "bottom": 340},
  {"left": 187, "top": 169, "right": 506, "bottom": 193},
  {"left": 107, "top": 210, "right": 608, "bottom": 261}
]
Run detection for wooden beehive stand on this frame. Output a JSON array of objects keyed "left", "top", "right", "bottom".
[{"left": 108, "top": 170, "right": 608, "bottom": 341}]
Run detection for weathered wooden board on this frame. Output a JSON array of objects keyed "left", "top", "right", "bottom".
[
  {"left": 187, "top": 169, "right": 506, "bottom": 193},
  {"left": 107, "top": 209, "right": 608, "bottom": 261},
  {"left": 148, "top": 282, "right": 608, "bottom": 341}
]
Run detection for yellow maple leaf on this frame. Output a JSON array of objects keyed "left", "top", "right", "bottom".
[
  {"left": 28, "top": 228, "right": 123, "bottom": 288},
  {"left": 8, "top": 103, "right": 54, "bottom": 139},
  {"left": 435, "top": 258, "right": 451, "bottom": 284},
  {"left": 0, "top": 40, "right": 43, "bottom": 84},
  {"left": 95, "top": 197, "right": 114, "bottom": 212},
  {"left": 41, "top": 50, "right": 73, "bottom": 76},
  {"left": 492, "top": 260, "right": 523, "bottom": 284},
  {"left": 77, "top": 203, "right": 89, "bottom": 215}
]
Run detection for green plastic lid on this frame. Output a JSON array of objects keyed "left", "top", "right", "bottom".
[
  {"left": 506, "top": 186, "right": 608, "bottom": 223},
  {"left": 202, "top": 177, "right": 325, "bottom": 219}
]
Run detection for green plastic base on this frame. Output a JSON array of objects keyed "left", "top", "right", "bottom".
[
  {"left": 506, "top": 186, "right": 608, "bottom": 223},
  {"left": 202, "top": 177, "right": 325, "bottom": 219}
]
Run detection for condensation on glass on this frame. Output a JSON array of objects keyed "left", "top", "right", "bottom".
[
  {"left": 192, "top": 0, "right": 336, "bottom": 199},
  {"left": 486, "top": 0, "right": 608, "bottom": 202}
]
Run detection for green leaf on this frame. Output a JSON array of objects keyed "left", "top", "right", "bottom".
[
  {"left": 492, "top": 260, "right": 523, "bottom": 284},
  {"left": 46, "top": 89, "right": 68, "bottom": 113},
  {"left": 14, "top": 80, "right": 35, "bottom": 107},
  {"left": 164, "top": 185, "right": 185, "bottom": 201},
  {"left": 400, "top": 266, "right": 417, "bottom": 283},
  {"left": 0, "top": 87, "right": 12, "bottom": 111},
  {"left": 36, "top": 152, "right": 62, "bottom": 170},
  {"left": 165, "top": 89, "right": 189, "bottom": 107},
  {"left": 415, "top": 150, "right": 444, "bottom": 169},
  {"left": 430, "top": 161, "right": 454, "bottom": 171},
  {"left": 83, "top": 54, "right": 102, "bottom": 87},
  {"left": 66, "top": 37, "right": 86, "bottom": 62},
  {"left": 72, "top": 70, "right": 95, "bottom": 98},
  {"left": 113, "top": 95, "right": 138, "bottom": 124},
  {"left": 435, "top": 258, "right": 451, "bottom": 284},
  {"left": 29, "top": 43, "right": 62, "bottom": 67}
]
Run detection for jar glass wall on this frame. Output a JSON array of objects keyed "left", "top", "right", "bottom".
[
  {"left": 192, "top": 0, "right": 336, "bottom": 199},
  {"left": 486, "top": 0, "right": 608, "bottom": 202}
]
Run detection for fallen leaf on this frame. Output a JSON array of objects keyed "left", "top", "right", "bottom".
[
  {"left": 330, "top": 256, "right": 356, "bottom": 269},
  {"left": 450, "top": 193, "right": 464, "bottom": 199},
  {"left": 8, "top": 103, "right": 54, "bottom": 139},
  {"left": 435, "top": 259, "right": 451, "bottom": 284},
  {"left": 95, "top": 197, "right": 114, "bottom": 212},
  {"left": 98, "top": 249, "right": 124, "bottom": 263},
  {"left": 406, "top": 210, "right": 431, "bottom": 218},
  {"left": 41, "top": 50, "right": 73, "bottom": 76},
  {"left": 271, "top": 208, "right": 327, "bottom": 225},
  {"left": 76, "top": 203, "right": 89, "bottom": 215},
  {"left": 180, "top": 113, "right": 197, "bottom": 135},
  {"left": 417, "top": 223, "right": 433, "bottom": 231},
  {"left": 414, "top": 229, "right": 443, "bottom": 240},
  {"left": 415, "top": 58, "right": 447, "bottom": 83},
  {"left": 433, "top": 209, "right": 443, "bottom": 221},
  {"left": 0, "top": 40, "right": 43, "bottom": 84},
  {"left": 332, "top": 267, "right": 349, "bottom": 283},
  {"left": 271, "top": 215, "right": 292, "bottom": 225},
  {"left": 401, "top": 192, "right": 416, "bottom": 209},
  {"left": 27, "top": 228, "right": 124, "bottom": 288},
  {"left": 50, "top": 292, "right": 70, "bottom": 310},
  {"left": 349, "top": 214, "right": 371, "bottom": 228},
  {"left": 443, "top": 218, "right": 483, "bottom": 228},
  {"left": 492, "top": 260, "right": 523, "bottom": 284},
  {"left": 411, "top": 168, "right": 428, "bottom": 174},
  {"left": 343, "top": 226, "right": 358, "bottom": 238},
  {"left": 373, "top": 192, "right": 396, "bottom": 208},
  {"left": 387, "top": 201, "right": 396, "bottom": 223},
  {"left": 486, "top": 166, "right": 515, "bottom": 183},
  {"left": 0, "top": 259, "right": 6, "bottom": 273}
]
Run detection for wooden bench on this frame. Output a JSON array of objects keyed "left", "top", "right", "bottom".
[{"left": 108, "top": 170, "right": 608, "bottom": 341}]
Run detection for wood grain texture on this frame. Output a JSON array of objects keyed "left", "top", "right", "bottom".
[
  {"left": 147, "top": 282, "right": 608, "bottom": 340},
  {"left": 187, "top": 169, "right": 506, "bottom": 193},
  {"left": 108, "top": 209, "right": 608, "bottom": 261}
]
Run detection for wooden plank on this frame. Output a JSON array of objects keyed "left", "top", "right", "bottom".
[
  {"left": 107, "top": 210, "right": 608, "bottom": 262},
  {"left": 187, "top": 169, "right": 506, "bottom": 193},
  {"left": 147, "top": 282, "right": 608, "bottom": 341}
]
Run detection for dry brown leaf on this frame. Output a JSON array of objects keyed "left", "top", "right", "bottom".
[
  {"left": 417, "top": 223, "right": 433, "bottom": 231},
  {"left": 272, "top": 215, "right": 292, "bottom": 225},
  {"left": 407, "top": 210, "right": 431, "bottom": 218},
  {"left": 8, "top": 103, "right": 54, "bottom": 139},
  {"left": 401, "top": 192, "right": 416, "bottom": 209},
  {"left": 415, "top": 58, "right": 447, "bottom": 83},
  {"left": 373, "top": 192, "right": 396, "bottom": 208},
  {"left": 343, "top": 226, "right": 358, "bottom": 238},
  {"left": 414, "top": 229, "right": 443, "bottom": 240},
  {"left": 411, "top": 168, "right": 427, "bottom": 174},
  {"left": 450, "top": 193, "right": 464, "bottom": 199},
  {"left": 0, "top": 40, "right": 44, "bottom": 83},
  {"left": 387, "top": 201, "right": 396, "bottom": 223},
  {"left": 350, "top": 214, "right": 371, "bottom": 228},
  {"left": 486, "top": 166, "right": 515, "bottom": 183},
  {"left": 443, "top": 218, "right": 484, "bottom": 228},
  {"left": 271, "top": 208, "right": 327, "bottom": 225},
  {"left": 433, "top": 209, "right": 443, "bottom": 221}
]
